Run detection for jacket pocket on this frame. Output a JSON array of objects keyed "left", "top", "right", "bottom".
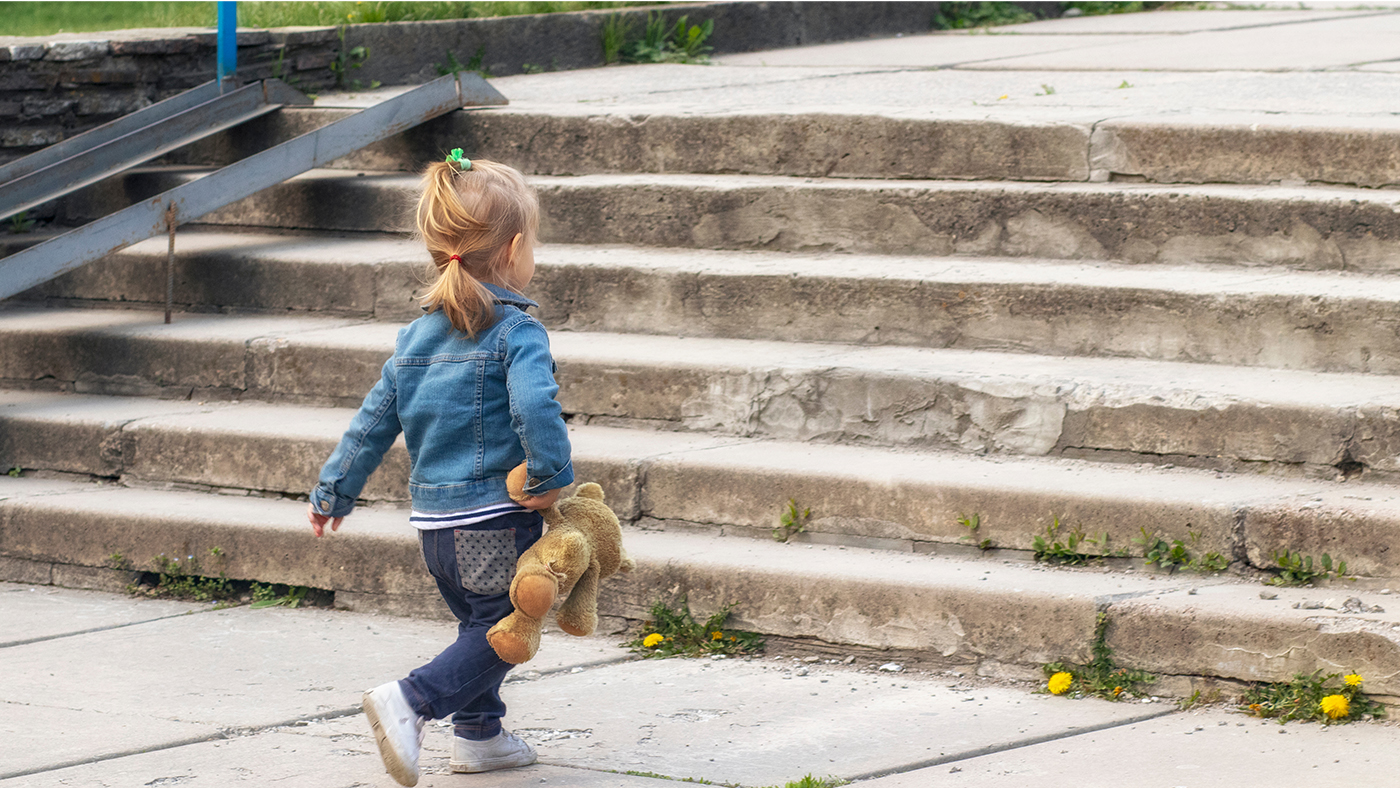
[{"left": 453, "top": 528, "right": 517, "bottom": 595}]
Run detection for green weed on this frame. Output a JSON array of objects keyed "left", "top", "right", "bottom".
[
  {"left": 436, "top": 45, "right": 489, "bottom": 78},
  {"left": 251, "top": 582, "right": 310, "bottom": 609},
  {"left": 1242, "top": 671, "right": 1384, "bottom": 724},
  {"left": 958, "top": 513, "right": 993, "bottom": 550},
  {"left": 772, "top": 499, "right": 811, "bottom": 543},
  {"left": 1266, "top": 550, "right": 1348, "bottom": 587},
  {"left": 1043, "top": 612, "right": 1153, "bottom": 701},
  {"left": 616, "top": 772, "right": 717, "bottom": 785},
  {"left": 1037, "top": 83, "right": 1056, "bottom": 95},
  {"left": 330, "top": 25, "right": 380, "bottom": 90},
  {"left": 616, "top": 771, "right": 844, "bottom": 788},
  {"left": 106, "top": 552, "right": 132, "bottom": 571},
  {"left": 133, "top": 548, "right": 235, "bottom": 602},
  {"left": 1176, "top": 687, "right": 1222, "bottom": 711},
  {"left": 770, "top": 778, "right": 847, "bottom": 788},
  {"left": 626, "top": 597, "right": 764, "bottom": 658},
  {"left": 6, "top": 466, "right": 21, "bottom": 477},
  {"left": 932, "top": 2, "right": 1035, "bottom": 30},
  {"left": 1032, "top": 516, "right": 1105, "bottom": 565},
  {"left": 1117, "top": 79, "right": 1134, "bottom": 89},
  {"left": 1064, "top": 2, "right": 1154, "bottom": 16},
  {"left": 601, "top": 12, "right": 633, "bottom": 64},
  {"left": 1134, "top": 528, "right": 1229, "bottom": 573},
  {"left": 610, "top": 11, "right": 713, "bottom": 64},
  {"left": 7, "top": 211, "right": 36, "bottom": 235}
]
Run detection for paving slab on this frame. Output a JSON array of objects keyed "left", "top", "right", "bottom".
[
  {"left": 0, "top": 581, "right": 204, "bottom": 646},
  {"left": 980, "top": 12, "right": 1400, "bottom": 72},
  {"left": 4, "top": 713, "right": 687, "bottom": 788},
  {"left": 714, "top": 11, "right": 1400, "bottom": 72},
  {"left": 997, "top": 8, "right": 1384, "bottom": 35},
  {"left": 859, "top": 707, "right": 1400, "bottom": 788},
  {"left": 481, "top": 62, "right": 1400, "bottom": 120},
  {"left": 0, "top": 599, "right": 630, "bottom": 780},
  {"left": 495, "top": 656, "right": 1171, "bottom": 785}
]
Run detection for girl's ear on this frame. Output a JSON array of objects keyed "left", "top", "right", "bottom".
[{"left": 508, "top": 232, "right": 524, "bottom": 261}]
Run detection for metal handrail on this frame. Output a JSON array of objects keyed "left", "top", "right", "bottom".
[
  {"left": 0, "top": 72, "right": 505, "bottom": 303},
  {"left": 0, "top": 79, "right": 312, "bottom": 220}
]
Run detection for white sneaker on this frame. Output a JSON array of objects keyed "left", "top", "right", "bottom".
[
  {"left": 362, "top": 682, "right": 426, "bottom": 787},
  {"left": 449, "top": 730, "right": 537, "bottom": 773}
]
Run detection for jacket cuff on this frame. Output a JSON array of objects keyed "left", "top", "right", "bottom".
[
  {"left": 526, "top": 459, "right": 573, "bottom": 495},
  {"left": 310, "top": 485, "right": 357, "bottom": 518}
]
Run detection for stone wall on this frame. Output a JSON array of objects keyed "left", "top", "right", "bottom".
[{"left": 0, "top": 28, "right": 339, "bottom": 172}]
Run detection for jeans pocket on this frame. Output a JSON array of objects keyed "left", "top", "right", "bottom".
[{"left": 453, "top": 527, "right": 517, "bottom": 595}]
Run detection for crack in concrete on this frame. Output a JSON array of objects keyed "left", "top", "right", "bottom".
[
  {"left": 842, "top": 706, "right": 1179, "bottom": 782},
  {"left": 0, "top": 705, "right": 365, "bottom": 781},
  {"left": 0, "top": 606, "right": 219, "bottom": 650}
]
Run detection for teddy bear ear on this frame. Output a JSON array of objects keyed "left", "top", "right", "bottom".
[{"left": 576, "top": 483, "right": 605, "bottom": 502}]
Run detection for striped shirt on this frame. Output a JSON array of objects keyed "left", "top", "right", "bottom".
[{"left": 409, "top": 501, "right": 528, "bottom": 531}]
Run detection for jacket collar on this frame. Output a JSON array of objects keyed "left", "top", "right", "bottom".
[{"left": 483, "top": 282, "right": 538, "bottom": 310}]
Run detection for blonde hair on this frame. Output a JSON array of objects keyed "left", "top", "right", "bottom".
[{"left": 415, "top": 158, "right": 539, "bottom": 336}]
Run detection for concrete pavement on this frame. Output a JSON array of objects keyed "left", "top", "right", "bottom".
[{"left": 3, "top": 582, "right": 1396, "bottom": 788}]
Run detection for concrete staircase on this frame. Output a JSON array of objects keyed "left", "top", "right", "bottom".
[{"left": 6, "top": 91, "right": 1400, "bottom": 700}]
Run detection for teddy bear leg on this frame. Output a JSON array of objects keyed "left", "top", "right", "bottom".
[
  {"left": 512, "top": 571, "right": 558, "bottom": 620},
  {"left": 555, "top": 564, "right": 600, "bottom": 637},
  {"left": 486, "top": 610, "right": 542, "bottom": 665}
]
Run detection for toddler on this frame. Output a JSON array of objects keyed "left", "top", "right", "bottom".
[{"left": 306, "top": 152, "right": 571, "bottom": 787}]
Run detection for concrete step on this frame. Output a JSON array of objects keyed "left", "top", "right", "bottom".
[
  {"left": 2, "top": 308, "right": 1399, "bottom": 477},
  {"left": 59, "top": 168, "right": 1400, "bottom": 272},
  {"left": 5, "top": 390, "right": 1400, "bottom": 578},
  {"left": 4, "top": 474, "right": 1399, "bottom": 701},
  {"left": 159, "top": 104, "right": 1400, "bottom": 190},
  {"left": 16, "top": 229, "right": 1400, "bottom": 376}
]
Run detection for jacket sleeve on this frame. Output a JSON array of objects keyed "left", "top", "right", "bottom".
[
  {"left": 503, "top": 318, "right": 573, "bottom": 495},
  {"left": 309, "top": 355, "right": 403, "bottom": 518}
]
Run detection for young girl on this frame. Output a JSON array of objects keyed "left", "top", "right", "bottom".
[{"left": 306, "top": 152, "right": 571, "bottom": 787}]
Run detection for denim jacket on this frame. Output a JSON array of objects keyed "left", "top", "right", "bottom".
[{"left": 310, "top": 283, "right": 572, "bottom": 517}]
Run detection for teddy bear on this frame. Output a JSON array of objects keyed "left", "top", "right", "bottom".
[{"left": 485, "top": 462, "right": 635, "bottom": 664}]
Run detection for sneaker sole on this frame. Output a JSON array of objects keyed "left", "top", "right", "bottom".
[
  {"left": 363, "top": 689, "right": 420, "bottom": 787},
  {"left": 448, "top": 753, "right": 538, "bottom": 773}
]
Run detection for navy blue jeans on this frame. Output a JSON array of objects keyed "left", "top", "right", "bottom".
[{"left": 399, "top": 510, "right": 543, "bottom": 741}]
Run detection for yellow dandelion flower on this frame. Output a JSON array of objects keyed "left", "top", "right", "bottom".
[
  {"left": 1345, "top": 674, "right": 1363, "bottom": 687},
  {"left": 642, "top": 633, "right": 664, "bottom": 648},
  {"left": 1112, "top": 686, "right": 1123, "bottom": 698},
  {"left": 1320, "top": 694, "right": 1350, "bottom": 720},
  {"left": 997, "top": 94, "right": 1010, "bottom": 101},
  {"left": 711, "top": 631, "right": 723, "bottom": 641},
  {"left": 1047, "top": 671, "right": 1073, "bottom": 695}
]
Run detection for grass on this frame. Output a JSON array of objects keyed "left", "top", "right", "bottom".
[{"left": 0, "top": 2, "right": 648, "bottom": 37}]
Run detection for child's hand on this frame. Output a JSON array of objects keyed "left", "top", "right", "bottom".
[
  {"left": 307, "top": 503, "right": 344, "bottom": 537},
  {"left": 517, "top": 488, "right": 560, "bottom": 511}
]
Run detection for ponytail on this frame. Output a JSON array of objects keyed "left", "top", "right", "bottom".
[{"left": 415, "top": 159, "right": 539, "bottom": 337}]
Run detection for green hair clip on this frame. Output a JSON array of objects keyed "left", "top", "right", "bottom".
[{"left": 445, "top": 148, "right": 472, "bottom": 171}]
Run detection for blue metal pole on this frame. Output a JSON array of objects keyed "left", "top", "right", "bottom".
[{"left": 216, "top": 1, "right": 237, "bottom": 90}]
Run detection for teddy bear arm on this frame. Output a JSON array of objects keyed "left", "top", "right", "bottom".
[{"left": 555, "top": 562, "right": 600, "bottom": 637}]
